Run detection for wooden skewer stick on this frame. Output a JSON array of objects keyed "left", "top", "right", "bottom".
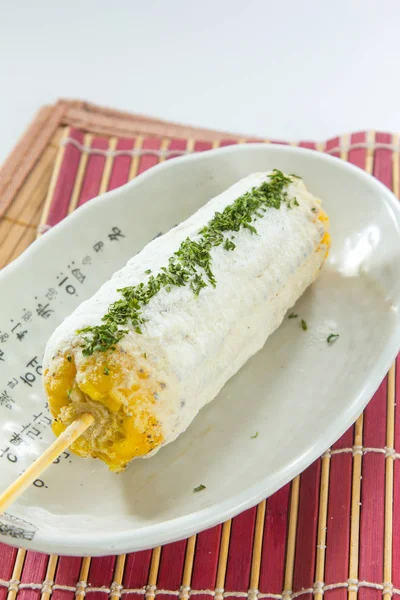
[{"left": 0, "top": 413, "right": 94, "bottom": 514}]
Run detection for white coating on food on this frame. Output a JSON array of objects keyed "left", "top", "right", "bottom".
[{"left": 44, "top": 172, "right": 328, "bottom": 455}]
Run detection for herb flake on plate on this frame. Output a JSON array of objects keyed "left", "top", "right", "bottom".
[{"left": 193, "top": 484, "right": 206, "bottom": 493}]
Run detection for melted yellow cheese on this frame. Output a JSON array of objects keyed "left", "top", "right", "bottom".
[{"left": 315, "top": 208, "right": 331, "bottom": 258}]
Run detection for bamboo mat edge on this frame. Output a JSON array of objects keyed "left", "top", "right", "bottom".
[{"left": 0, "top": 99, "right": 248, "bottom": 221}]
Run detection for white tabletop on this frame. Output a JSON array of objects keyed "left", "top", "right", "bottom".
[{"left": 1, "top": 0, "right": 399, "bottom": 164}]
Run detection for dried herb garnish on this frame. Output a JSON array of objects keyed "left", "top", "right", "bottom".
[
  {"left": 193, "top": 484, "right": 206, "bottom": 493},
  {"left": 301, "top": 319, "right": 308, "bottom": 331},
  {"left": 79, "top": 170, "right": 298, "bottom": 356},
  {"left": 327, "top": 333, "right": 340, "bottom": 344},
  {"left": 288, "top": 313, "right": 298, "bottom": 319}
]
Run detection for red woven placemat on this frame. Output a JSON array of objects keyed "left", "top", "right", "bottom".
[{"left": 0, "top": 123, "right": 399, "bottom": 600}]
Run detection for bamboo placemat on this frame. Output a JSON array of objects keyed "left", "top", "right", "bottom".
[{"left": 0, "top": 101, "right": 399, "bottom": 600}]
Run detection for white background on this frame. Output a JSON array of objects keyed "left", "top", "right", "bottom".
[{"left": 1, "top": 0, "right": 399, "bottom": 163}]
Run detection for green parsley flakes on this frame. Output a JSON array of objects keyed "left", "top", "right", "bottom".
[
  {"left": 327, "top": 333, "right": 340, "bottom": 344},
  {"left": 193, "top": 484, "right": 206, "bottom": 493},
  {"left": 223, "top": 238, "right": 236, "bottom": 251},
  {"left": 78, "top": 170, "right": 298, "bottom": 356},
  {"left": 301, "top": 319, "right": 308, "bottom": 331}
]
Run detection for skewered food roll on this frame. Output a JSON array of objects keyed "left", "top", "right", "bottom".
[{"left": 43, "top": 170, "right": 330, "bottom": 472}]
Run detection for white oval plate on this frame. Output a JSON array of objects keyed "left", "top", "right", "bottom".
[{"left": 0, "top": 144, "right": 400, "bottom": 556}]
